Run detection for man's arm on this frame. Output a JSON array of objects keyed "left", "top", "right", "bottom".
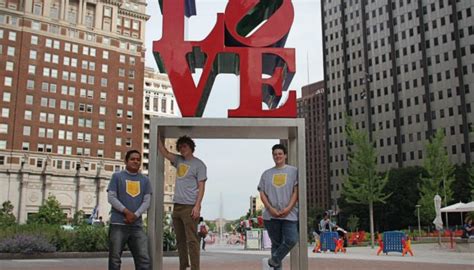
[
  {"left": 279, "top": 185, "right": 298, "bottom": 218},
  {"left": 158, "top": 134, "right": 177, "bottom": 163},
  {"left": 108, "top": 191, "right": 126, "bottom": 213},
  {"left": 259, "top": 191, "right": 281, "bottom": 217},
  {"left": 108, "top": 191, "right": 137, "bottom": 224},
  {"left": 191, "top": 180, "right": 205, "bottom": 220},
  {"left": 134, "top": 194, "right": 151, "bottom": 218}
]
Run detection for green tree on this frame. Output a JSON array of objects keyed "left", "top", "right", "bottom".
[
  {"left": 0, "top": 201, "right": 16, "bottom": 226},
  {"left": 451, "top": 164, "right": 472, "bottom": 203},
  {"left": 418, "top": 129, "right": 455, "bottom": 225},
  {"left": 346, "top": 215, "right": 360, "bottom": 232},
  {"left": 342, "top": 117, "right": 391, "bottom": 248},
  {"left": 29, "top": 195, "right": 66, "bottom": 225},
  {"left": 72, "top": 210, "right": 86, "bottom": 226},
  {"left": 380, "top": 167, "right": 424, "bottom": 230}
]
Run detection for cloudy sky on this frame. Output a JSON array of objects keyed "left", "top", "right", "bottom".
[{"left": 145, "top": 0, "right": 323, "bottom": 220}]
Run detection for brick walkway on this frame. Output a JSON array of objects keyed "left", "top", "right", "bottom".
[{"left": 1, "top": 243, "right": 472, "bottom": 270}]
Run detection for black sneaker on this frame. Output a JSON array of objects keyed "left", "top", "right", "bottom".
[{"left": 268, "top": 258, "right": 280, "bottom": 268}]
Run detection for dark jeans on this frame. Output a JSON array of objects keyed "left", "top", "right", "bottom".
[
  {"left": 264, "top": 219, "right": 299, "bottom": 270},
  {"left": 109, "top": 224, "right": 151, "bottom": 270},
  {"left": 201, "top": 236, "right": 206, "bottom": 250}
]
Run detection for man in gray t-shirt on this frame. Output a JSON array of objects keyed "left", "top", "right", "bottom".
[
  {"left": 258, "top": 144, "right": 298, "bottom": 270},
  {"left": 158, "top": 135, "right": 207, "bottom": 270}
]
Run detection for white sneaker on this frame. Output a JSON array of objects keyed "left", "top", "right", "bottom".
[{"left": 262, "top": 258, "right": 272, "bottom": 270}]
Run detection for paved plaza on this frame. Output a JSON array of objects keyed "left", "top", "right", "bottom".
[{"left": 0, "top": 242, "right": 472, "bottom": 270}]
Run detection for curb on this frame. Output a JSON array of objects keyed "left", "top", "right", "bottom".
[{"left": 0, "top": 251, "right": 178, "bottom": 260}]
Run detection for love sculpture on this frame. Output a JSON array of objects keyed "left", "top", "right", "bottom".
[{"left": 153, "top": 0, "right": 297, "bottom": 118}]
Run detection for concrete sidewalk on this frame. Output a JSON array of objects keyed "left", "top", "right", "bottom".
[{"left": 205, "top": 242, "right": 474, "bottom": 266}]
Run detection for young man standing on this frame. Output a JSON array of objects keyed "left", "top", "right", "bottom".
[
  {"left": 258, "top": 144, "right": 298, "bottom": 270},
  {"left": 107, "top": 150, "right": 151, "bottom": 270},
  {"left": 158, "top": 135, "right": 207, "bottom": 270}
]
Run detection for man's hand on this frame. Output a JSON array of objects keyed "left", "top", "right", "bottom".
[
  {"left": 279, "top": 207, "right": 292, "bottom": 218},
  {"left": 123, "top": 208, "right": 137, "bottom": 224},
  {"left": 191, "top": 204, "right": 201, "bottom": 220},
  {"left": 268, "top": 207, "right": 281, "bottom": 218}
]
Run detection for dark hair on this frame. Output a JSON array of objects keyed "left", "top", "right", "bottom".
[
  {"left": 272, "top": 144, "right": 287, "bottom": 154},
  {"left": 125, "top": 150, "right": 141, "bottom": 161},
  {"left": 176, "top": 136, "right": 195, "bottom": 153}
]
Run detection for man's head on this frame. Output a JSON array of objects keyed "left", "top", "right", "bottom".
[
  {"left": 124, "top": 150, "right": 141, "bottom": 173},
  {"left": 176, "top": 135, "right": 195, "bottom": 156},
  {"left": 323, "top": 211, "right": 330, "bottom": 219},
  {"left": 272, "top": 144, "right": 287, "bottom": 167}
]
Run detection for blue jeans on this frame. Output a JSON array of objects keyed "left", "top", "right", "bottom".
[
  {"left": 109, "top": 224, "right": 151, "bottom": 270},
  {"left": 264, "top": 219, "right": 298, "bottom": 270}
]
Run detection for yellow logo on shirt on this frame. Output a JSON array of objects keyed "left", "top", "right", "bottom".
[
  {"left": 272, "top": 174, "right": 287, "bottom": 188},
  {"left": 126, "top": 180, "right": 141, "bottom": 197},
  {"left": 177, "top": 164, "right": 190, "bottom": 178}
]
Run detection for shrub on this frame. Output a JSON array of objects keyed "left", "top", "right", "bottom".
[
  {"left": 71, "top": 225, "right": 108, "bottom": 252},
  {"left": 0, "top": 201, "right": 16, "bottom": 226},
  {"left": 0, "top": 234, "right": 56, "bottom": 254}
]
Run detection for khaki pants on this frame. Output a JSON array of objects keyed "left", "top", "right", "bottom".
[{"left": 172, "top": 204, "right": 200, "bottom": 270}]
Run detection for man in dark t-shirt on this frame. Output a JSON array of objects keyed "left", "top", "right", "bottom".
[{"left": 107, "top": 150, "right": 152, "bottom": 270}]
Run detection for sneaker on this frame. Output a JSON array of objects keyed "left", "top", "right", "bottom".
[{"left": 268, "top": 258, "right": 280, "bottom": 268}]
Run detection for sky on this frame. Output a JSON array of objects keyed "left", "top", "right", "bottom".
[{"left": 145, "top": 0, "right": 323, "bottom": 220}]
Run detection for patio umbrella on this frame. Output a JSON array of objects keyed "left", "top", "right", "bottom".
[
  {"left": 441, "top": 202, "right": 467, "bottom": 225},
  {"left": 433, "top": 195, "right": 443, "bottom": 230},
  {"left": 457, "top": 201, "right": 474, "bottom": 212},
  {"left": 440, "top": 202, "right": 467, "bottom": 212},
  {"left": 433, "top": 195, "right": 443, "bottom": 246}
]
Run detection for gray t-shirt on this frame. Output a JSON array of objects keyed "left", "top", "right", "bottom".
[
  {"left": 258, "top": 165, "right": 298, "bottom": 221},
  {"left": 172, "top": 155, "right": 207, "bottom": 205}
]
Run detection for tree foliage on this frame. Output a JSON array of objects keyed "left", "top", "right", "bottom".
[
  {"left": 379, "top": 166, "right": 424, "bottom": 230},
  {"left": 0, "top": 201, "right": 16, "bottom": 226},
  {"left": 346, "top": 215, "right": 360, "bottom": 232},
  {"left": 342, "top": 117, "right": 391, "bottom": 247},
  {"left": 418, "top": 129, "right": 455, "bottom": 224},
  {"left": 28, "top": 195, "right": 66, "bottom": 225}
]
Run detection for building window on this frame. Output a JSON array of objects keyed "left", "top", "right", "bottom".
[
  {"left": 33, "top": 1, "right": 43, "bottom": 15},
  {"left": 5, "top": 61, "right": 13, "bottom": 71},
  {"left": 22, "top": 142, "right": 29, "bottom": 151},
  {"left": 0, "top": 124, "right": 8, "bottom": 133},
  {"left": 1, "top": 108, "right": 9, "bottom": 118}
]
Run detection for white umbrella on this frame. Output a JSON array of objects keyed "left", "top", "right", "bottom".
[
  {"left": 433, "top": 195, "right": 443, "bottom": 246},
  {"left": 457, "top": 201, "right": 474, "bottom": 212},
  {"left": 433, "top": 195, "right": 443, "bottom": 230},
  {"left": 440, "top": 202, "right": 467, "bottom": 213}
]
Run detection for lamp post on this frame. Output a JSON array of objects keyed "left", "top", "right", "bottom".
[{"left": 415, "top": 204, "right": 421, "bottom": 239}]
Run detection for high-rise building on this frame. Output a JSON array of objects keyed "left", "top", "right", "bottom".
[
  {"left": 297, "top": 81, "right": 330, "bottom": 211},
  {"left": 0, "top": 0, "right": 149, "bottom": 223},
  {"left": 321, "top": 0, "right": 474, "bottom": 208},
  {"left": 142, "top": 66, "right": 179, "bottom": 214}
]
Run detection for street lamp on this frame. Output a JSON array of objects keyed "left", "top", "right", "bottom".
[{"left": 415, "top": 205, "right": 421, "bottom": 239}]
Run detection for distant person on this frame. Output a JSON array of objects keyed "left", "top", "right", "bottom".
[
  {"left": 158, "top": 135, "right": 207, "bottom": 270},
  {"left": 198, "top": 217, "right": 209, "bottom": 251},
  {"left": 462, "top": 217, "right": 474, "bottom": 238},
  {"left": 319, "top": 212, "right": 336, "bottom": 232},
  {"left": 94, "top": 216, "right": 105, "bottom": 227},
  {"left": 107, "top": 150, "right": 151, "bottom": 270},
  {"left": 258, "top": 144, "right": 298, "bottom": 270}
]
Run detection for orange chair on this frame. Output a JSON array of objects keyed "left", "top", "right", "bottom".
[
  {"left": 334, "top": 238, "right": 346, "bottom": 254},
  {"left": 376, "top": 235, "right": 384, "bottom": 256},
  {"left": 402, "top": 238, "right": 414, "bottom": 256},
  {"left": 312, "top": 239, "right": 321, "bottom": 253}
]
